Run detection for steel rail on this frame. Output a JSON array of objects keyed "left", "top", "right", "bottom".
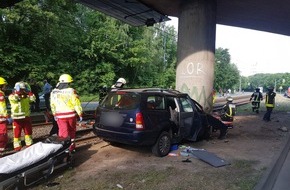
[
  {"left": 2, "top": 94, "right": 252, "bottom": 156},
  {"left": 213, "top": 94, "right": 251, "bottom": 111},
  {"left": 5, "top": 94, "right": 251, "bottom": 131}
]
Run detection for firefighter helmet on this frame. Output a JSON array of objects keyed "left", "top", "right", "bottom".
[
  {"left": 14, "top": 82, "right": 26, "bottom": 91},
  {"left": 226, "top": 97, "right": 233, "bottom": 102},
  {"left": 116, "top": 78, "right": 126, "bottom": 85},
  {"left": 59, "top": 74, "right": 73, "bottom": 83},
  {"left": 0, "top": 77, "right": 7, "bottom": 85}
]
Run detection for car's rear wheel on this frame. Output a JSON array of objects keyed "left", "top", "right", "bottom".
[{"left": 152, "top": 131, "right": 171, "bottom": 157}]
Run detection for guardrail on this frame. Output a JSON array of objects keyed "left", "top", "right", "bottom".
[
  {"left": 26, "top": 94, "right": 251, "bottom": 125},
  {"left": 6, "top": 110, "right": 96, "bottom": 130},
  {"left": 213, "top": 94, "right": 251, "bottom": 111},
  {"left": 3, "top": 94, "right": 252, "bottom": 157}
]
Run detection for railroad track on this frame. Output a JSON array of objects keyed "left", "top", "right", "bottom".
[
  {"left": 3, "top": 120, "right": 97, "bottom": 157},
  {"left": 213, "top": 94, "right": 251, "bottom": 111},
  {"left": 2, "top": 94, "right": 251, "bottom": 156}
]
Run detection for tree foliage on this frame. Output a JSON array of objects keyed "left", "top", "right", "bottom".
[
  {"left": 5, "top": 0, "right": 287, "bottom": 98},
  {"left": 0, "top": 0, "right": 178, "bottom": 95},
  {"left": 214, "top": 47, "right": 240, "bottom": 93},
  {"left": 247, "top": 73, "right": 290, "bottom": 93}
]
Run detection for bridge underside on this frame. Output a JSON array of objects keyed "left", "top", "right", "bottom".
[
  {"left": 80, "top": 0, "right": 290, "bottom": 37},
  {"left": 140, "top": 0, "right": 290, "bottom": 37},
  {"left": 1, "top": 0, "right": 288, "bottom": 110},
  {"left": 2, "top": 0, "right": 290, "bottom": 36}
]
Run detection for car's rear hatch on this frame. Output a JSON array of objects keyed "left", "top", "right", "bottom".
[{"left": 95, "top": 91, "right": 143, "bottom": 133}]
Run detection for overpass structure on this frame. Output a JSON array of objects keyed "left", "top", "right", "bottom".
[
  {"left": 1, "top": 1, "right": 290, "bottom": 188},
  {"left": 69, "top": 0, "right": 290, "bottom": 112},
  {"left": 1, "top": 0, "right": 290, "bottom": 111},
  {"left": 71, "top": 0, "right": 290, "bottom": 36}
]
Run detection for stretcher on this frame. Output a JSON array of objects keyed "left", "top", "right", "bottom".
[{"left": 0, "top": 136, "right": 73, "bottom": 190}]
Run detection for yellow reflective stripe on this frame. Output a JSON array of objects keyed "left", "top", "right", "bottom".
[
  {"left": 225, "top": 107, "right": 233, "bottom": 117},
  {"left": 13, "top": 138, "right": 21, "bottom": 148},
  {"left": 25, "top": 135, "right": 33, "bottom": 146},
  {"left": 265, "top": 95, "right": 274, "bottom": 107}
]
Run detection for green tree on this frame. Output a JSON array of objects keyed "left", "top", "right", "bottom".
[
  {"left": 248, "top": 73, "right": 290, "bottom": 93},
  {"left": 214, "top": 48, "right": 240, "bottom": 93},
  {"left": 0, "top": 0, "right": 178, "bottom": 96}
]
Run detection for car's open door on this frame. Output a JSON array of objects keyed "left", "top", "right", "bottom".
[{"left": 178, "top": 97, "right": 203, "bottom": 141}]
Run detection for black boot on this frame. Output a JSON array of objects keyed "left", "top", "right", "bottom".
[{"left": 218, "top": 129, "right": 227, "bottom": 140}]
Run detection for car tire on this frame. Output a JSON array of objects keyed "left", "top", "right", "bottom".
[{"left": 152, "top": 131, "right": 171, "bottom": 157}]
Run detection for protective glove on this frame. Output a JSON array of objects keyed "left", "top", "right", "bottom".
[
  {"left": 14, "top": 94, "right": 20, "bottom": 101},
  {"left": 79, "top": 117, "right": 83, "bottom": 122},
  {"left": 7, "top": 118, "right": 12, "bottom": 124}
]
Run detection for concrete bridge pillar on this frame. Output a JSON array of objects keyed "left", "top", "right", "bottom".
[{"left": 176, "top": 0, "right": 216, "bottom": 112}]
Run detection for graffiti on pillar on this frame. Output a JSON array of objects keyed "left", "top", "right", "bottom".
[
  {"left": 179, "top": 83, "right": 213, "bottom": 110},
  {"left": 177, "top": 60, "right": 213, "bottom": 111},
  {"left": 181, "top": 62, "right": 206, "bottom": 76}
]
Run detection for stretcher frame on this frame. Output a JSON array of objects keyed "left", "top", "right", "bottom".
[{"left": 0, "top": 137, "right": 73, "bottom": 190}]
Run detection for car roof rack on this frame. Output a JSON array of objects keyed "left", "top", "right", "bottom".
[
  {"left": 142, "top": 88, "right": 182, "bottom": 94},
  {"left": 112, "top": 88, "right": 187, "bottom": 96}
]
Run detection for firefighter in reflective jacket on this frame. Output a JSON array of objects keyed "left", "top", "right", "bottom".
[
  {"left": 220, "top": 97, "right": 236, "bottom": 122},
  {"left": 263, "top": 87, "right": 276, "bottom": 122},
  {"left": 0, "top": 77, "right": 12, "bottom": 155},
  {"left": 50, "top": 74, "right": 83, "bottom": 152},
  {"left": 9, "top": 81, "right": 36, "bottom": 151},
  {"left": 250, "top": 88, "right": 263, "bottom": 113}
]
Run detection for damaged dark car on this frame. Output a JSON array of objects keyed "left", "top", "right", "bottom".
[{"left": 93, "top": 88, "right": 209, "bottom": 157}]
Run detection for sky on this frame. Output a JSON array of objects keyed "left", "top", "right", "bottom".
[{"left": 166, "top": 17, "right": 290, "bottom": 76}]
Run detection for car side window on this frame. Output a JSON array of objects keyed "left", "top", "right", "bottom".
[
  {"left": 180, "top": 97, "right": 194, "bottom": 112},
  {"left": 146, "top": 95, "right": 165, "bottom": 110}
]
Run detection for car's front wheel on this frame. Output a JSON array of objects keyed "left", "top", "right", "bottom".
[{"left": 152, "top": 131, "right": 171, "bottom": 157}]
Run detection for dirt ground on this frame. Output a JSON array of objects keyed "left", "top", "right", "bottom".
[{"left": 32, "top": 94, "right": 290, "bottom": 190}]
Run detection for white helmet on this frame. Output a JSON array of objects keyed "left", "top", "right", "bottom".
[
  {"left": 14, "top": 81, "right": 28, "bottom": 92},
  {"left": 117, "top": 78, "right": 126, "bottom": 84},
  {"left": 15, "top": 82, "right": 26, "bottom": 89},
  {"left": 226, "top": 97, "right": 233, "bottom": 102}
]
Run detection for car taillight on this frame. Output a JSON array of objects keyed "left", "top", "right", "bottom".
[{"left": 136, "top": 112, "right": 144, "bottom": 130}]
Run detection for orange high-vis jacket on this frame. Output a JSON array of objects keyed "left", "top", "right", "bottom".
[
  {"left": 50, "top": 88, "right": 82, "bottom": 119},
  {"left": 0, "top": 90, "right": 8, "bottom": 122}
]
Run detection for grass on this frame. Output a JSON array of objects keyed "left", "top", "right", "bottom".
[{"left": 32, "top": 159, "right": 264, "bottom": 190}]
